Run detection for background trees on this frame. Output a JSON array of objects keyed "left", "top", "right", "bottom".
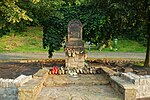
[
  {"left": 36, "top": 0, "right": 150, "bottom": 67},
  {"left": 0, "top": 0, "right": 150, "bottom": 66},
  {"left": 89, "top": 0, "right": 150, "bottom": 66},
  {"left": 0, "top": 0, "right": 40, "bottom": 35}
]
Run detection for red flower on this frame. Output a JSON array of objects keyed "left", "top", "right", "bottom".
[{"left": 51, "top": 66, "right": 59, "bottom": 74}]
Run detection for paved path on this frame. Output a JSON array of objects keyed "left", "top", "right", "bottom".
[
  {"left": 37, "top": 74, "right": 122, "bottom": 100},
  {"left": 0, "top": 52, "right": 146, "bottom": 60},
  {"left": 37, "top": 85, "right": 121, "bottom": 100}
]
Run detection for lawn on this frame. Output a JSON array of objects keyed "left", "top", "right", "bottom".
[
  {"left": 0, "top": 27, "right": 146, "bottom": 53},
  {"left": 0, "top": 27, "right": 48, "bottom": 53},
  {"left": 84, "top": 39, "right": 146, "bottom": 53}
]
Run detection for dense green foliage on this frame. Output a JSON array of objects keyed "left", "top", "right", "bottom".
[
  {"left": 0, "top": 0, "right": 40, "bottom": 34},
  {"left": 89, "top": 0, "right": 150, "bottom": 66},
  {"left": 43, "top": 16, "right": 66, "bottom": 58},
  {"left": 42, "top": 5, "right": 109, "bottom": 56},
  {"left": 42, "top": 0, "right": 149, "bottom": 56},
  {"left": 60, "top": 5, "right": 107, "bottom": 44},
  {"left": 90, "top": 0, "right": 150, "bottom": 45},
  {"left": 42, "top": 0, "right": 150, "bottom": 67},
  {"left": 0, "top": 0, "right": 149, "bottom": 65}
]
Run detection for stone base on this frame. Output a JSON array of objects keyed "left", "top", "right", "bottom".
[{"left": 65, "top": 54, "right": 84, "bottom": 69}]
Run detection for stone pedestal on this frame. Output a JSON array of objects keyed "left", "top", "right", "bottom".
[{"left": 65, "top": 52, "right": 84, "bottom": 69}]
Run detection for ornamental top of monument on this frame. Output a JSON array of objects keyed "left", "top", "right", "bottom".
[{"left": 68, "top": 20, "right": 83, "bottom": 41}]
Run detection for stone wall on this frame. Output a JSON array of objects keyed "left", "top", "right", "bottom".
[
  {"left": 110, "top": 71, "right": 150, "bottom": 99},
  {"left": 121, "top": 72, "right": 150, "bottom": 98},
  {"left": 0, "top": 75, "right": 32, "bottom": 100},
  {"left": 0, "top": 87, "right": 18, "bottom": 100},
  {"left": 18, "top": 68, "right": 49, "bottom": 100}
]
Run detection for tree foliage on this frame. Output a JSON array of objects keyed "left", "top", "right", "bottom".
[
  {"left": 90, "top": 0, "right": 149, "bottom": 44},
  {"left": 22, "top": 0, "right": 65, "bottom": 25},
  {"left": 42, "top": 5, "right": 109, "bottom": 57},
  {"left": 0, "top": 0, "right": 40, "bottom": 35},
  {"left": 43, "top": 16, "right": 66, "bottom": 58},
  {"left": 60, "top": 5, "right": 107, "bottom": 42},
  {"left": 0, "top": 0, "right": 40, "bottom": 27},
  {"left": 90, "top": 0, "right": 150, "bottom": 66},
  {"left": 1, "top": 0, "right": 150, "bottom": 66}
]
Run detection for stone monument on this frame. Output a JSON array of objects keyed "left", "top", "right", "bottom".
[{"left": 65, "top": 20, "right": 85, "bottom": 71}]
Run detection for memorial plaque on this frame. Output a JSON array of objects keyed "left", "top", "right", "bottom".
[{"left": 68, "top": 20, "right": 83, "bottom": 41}]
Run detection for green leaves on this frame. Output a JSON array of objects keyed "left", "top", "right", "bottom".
[
  {"left": 0, "top": 0, "right": 41, "bottom": 30},
  {"left": 43, "top": 15, "right": 66, "bottom": 57},
  {"left": 0, "top": 0, "right": 38, "bottom": 24},
  {"left": 43, "top": 4, "right": 109, "bottom": 56}
]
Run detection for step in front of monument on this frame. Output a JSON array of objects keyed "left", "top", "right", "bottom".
[{"left": 44, "top": 74, "right": 109, "bottom": 87}]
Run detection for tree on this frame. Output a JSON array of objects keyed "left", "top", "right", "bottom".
[
  {"left": 24, "top": 0, "right": 65, "bottom": 25},
  {"left": 90, "top": 0, "right": 150, "bottom": 67},
  {"left": 144, "top": 0, "right": 150, "bottom": 67},
  {"left": 0, "top": 0, "right": 40, "bottom": 33}
]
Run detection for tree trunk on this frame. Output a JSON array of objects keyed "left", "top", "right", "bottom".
[
  {"left": 144, "top": 10, "right": 150, "bottom": 67},
  {"left": 144, "top": 31, "right": 150, "bottom": 67}
]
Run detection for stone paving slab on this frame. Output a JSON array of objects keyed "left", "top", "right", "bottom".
[
  {"left": 44, "top": 74, "right": 109, "bottom": 87},
  {"left": 37, "top": 85, "right": 121, "bottom": 100},
  {"left": 37, "top": 74, "right": 121, "bottom": 100}
]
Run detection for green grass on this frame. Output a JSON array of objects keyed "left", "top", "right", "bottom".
[
  {"left": 117, "top": 39, "right": 146, "bottom": 52},
  {"left": 0, "top": 26, "right": 147, "bottom": 53},
  {"left": 84, "top": 39, "right": 146, "bottom": 52},
  {"left": 0, "top": 27, "right": 48, "bottom": 53}
]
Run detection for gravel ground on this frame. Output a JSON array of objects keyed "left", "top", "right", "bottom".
[{"left": 0, "top": 52, "right": 146, "bottom": 60}]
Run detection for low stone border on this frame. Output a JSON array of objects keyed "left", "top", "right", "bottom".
[
  {"left": 100, "top": 66, "right": 119, "bottom": 76},
  {"left": 0, "top": 75, "right": 32, "bottom": 100},
  {"left": 0, "top": 59, "right": 65, "bottom": 63},
  {"left": 0, "top": 58, "right": 143, "bottom": 64},
  {"left": 100, "top": 65, "right": 150, "bottom": 100},
  {"left": 110, "top": 75, "right": 136, "bottom": 100},
  {"left": 86, "top": 58, "right": 143, "bottom": 63},
  {"left": 109, "top": 72, "right": 150, "bottom": 100},
  {"left": 18, "top": 68, "right": 49, "bottom": 100},
  {"left": 121, "top": 72, "right": 150, "bottom": 98},
  {"left": 0, "top": 67, "right": 49, "bottom": 100}
]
